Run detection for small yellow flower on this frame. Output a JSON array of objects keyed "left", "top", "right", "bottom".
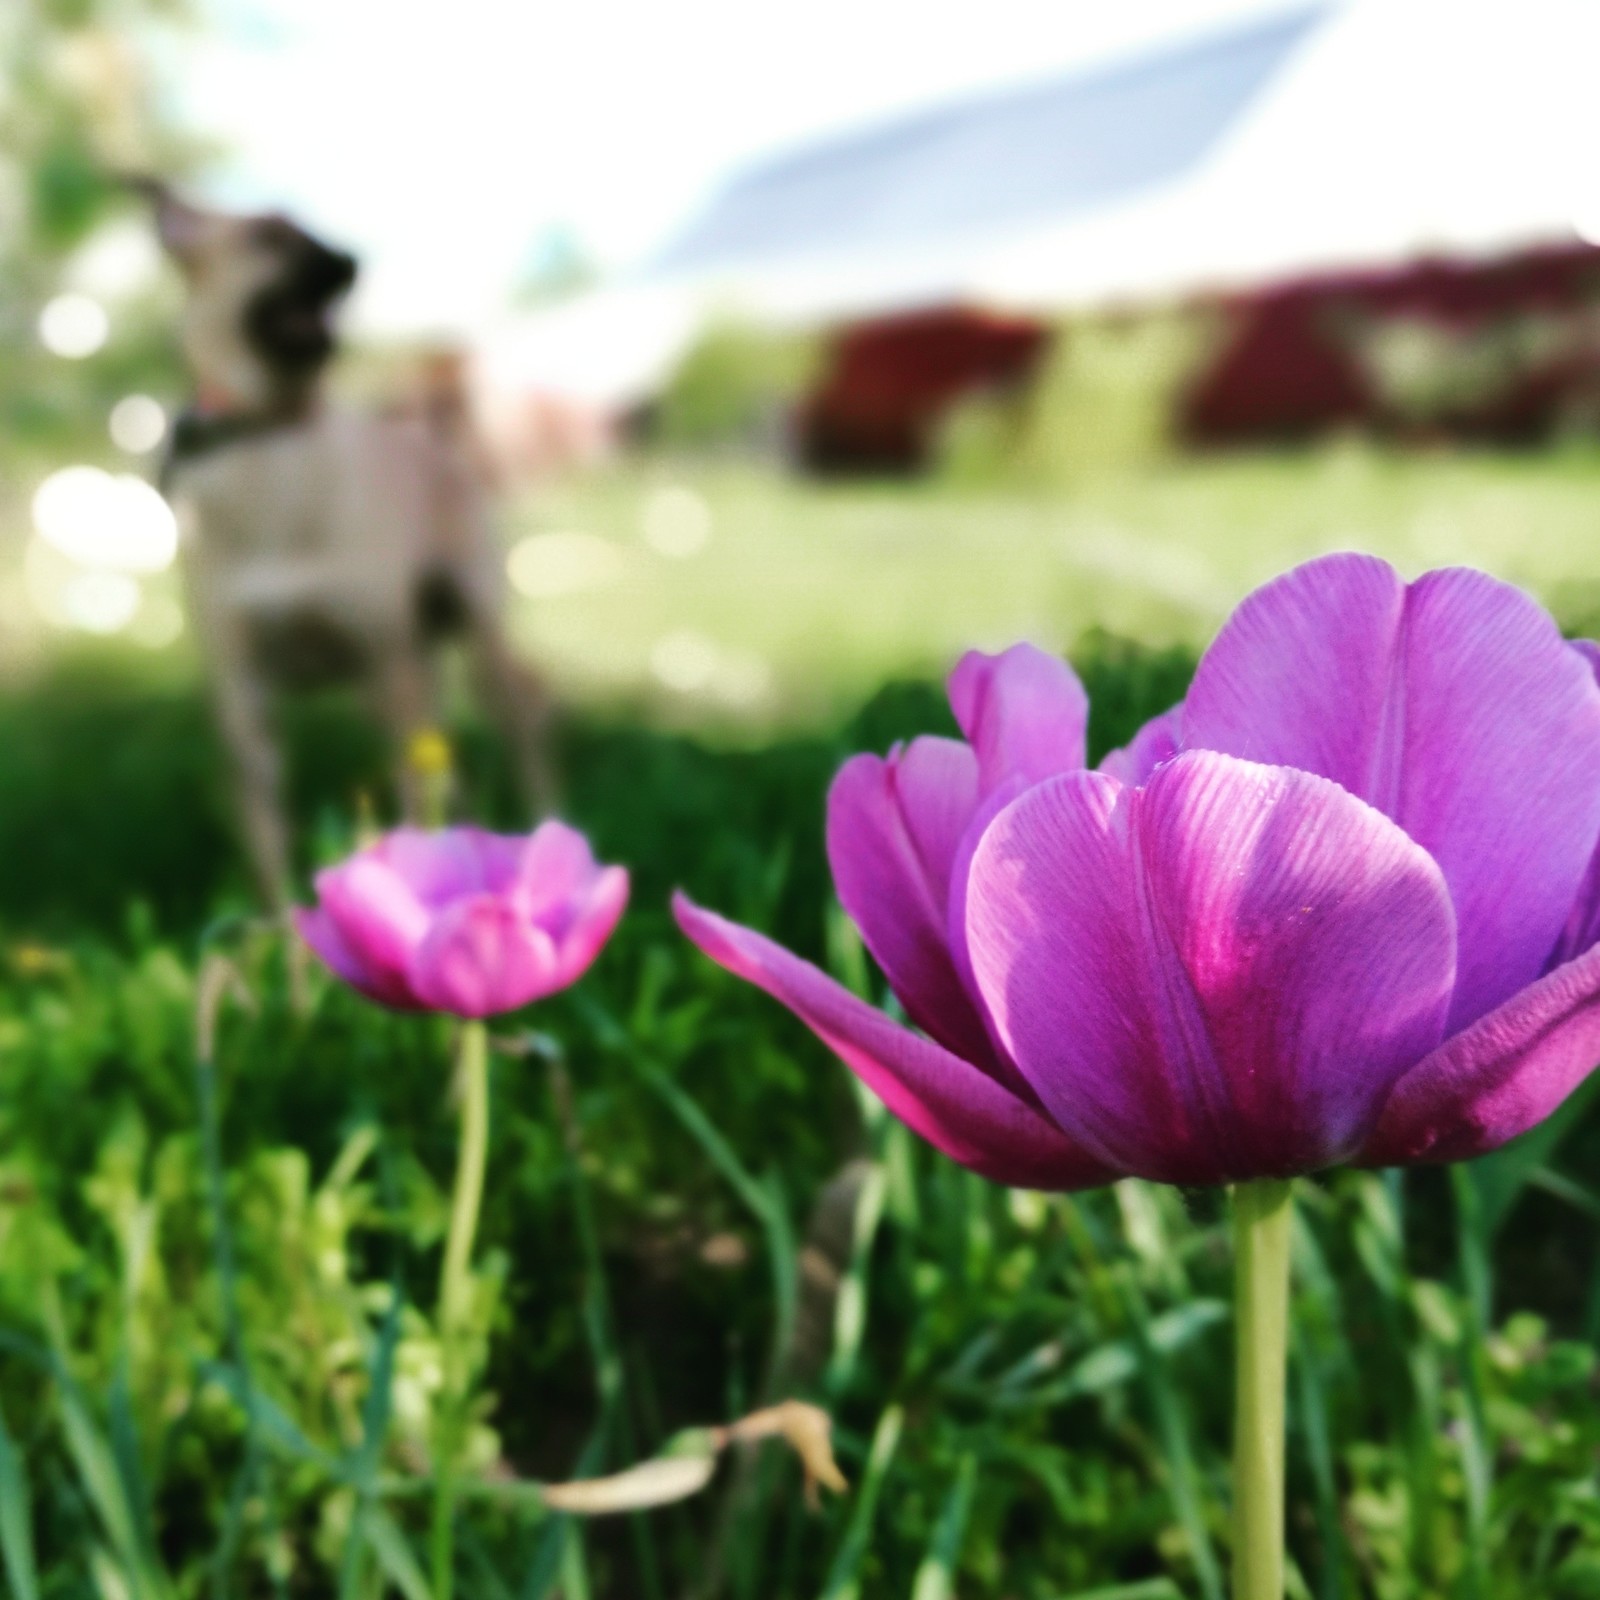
[
  {"left": 406, "top": 728, "right": 453, "bottom": 778},
  {"left": 8, "top": 943, "right": 72, "bottom": 978}
]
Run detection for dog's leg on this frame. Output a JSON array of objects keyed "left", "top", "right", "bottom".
[
  {"left": 209, "top": 650, "right": 294, "bottom": 913},
  {"left": 425, "top": 433, "right": 561, "bottom": 818}
]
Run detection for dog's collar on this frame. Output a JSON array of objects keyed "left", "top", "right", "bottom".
[{"left": 162, "top": 403, "right": 311, "bottom": 486}]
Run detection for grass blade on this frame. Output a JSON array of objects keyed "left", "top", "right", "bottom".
[
  {"left": 362, "top": 1505, "right": 435, "bottom": 1600},
  {"left": 818, "top": 1405, "right": 903, "bottom": 1600},
  {"left": 340, "top": 1244, "right": 407, "bottom": 1600},
  {"left": 1119, "top": 1276, "right": 1225, "bottom": 1600},
  {"left": 0, "top": 1398, "right": 40, "bottom": 1600},
  {"left": 909, "top": 1453, "right": 976, "bottom": 1600}
]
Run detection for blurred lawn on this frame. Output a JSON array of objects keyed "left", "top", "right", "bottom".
[{"left": 507, "top": 448, "right": 1600, "bottom": 723}]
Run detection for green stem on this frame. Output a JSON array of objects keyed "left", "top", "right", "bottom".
[
  {"left": 431, "top": 1020, "right": 490, "bottom": 1600},
  {"left": 1232, "top": 1178, "right": 1293, "bottom": 1600}
]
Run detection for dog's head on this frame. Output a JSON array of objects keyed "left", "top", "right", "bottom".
[{"left": 139, "top": 181, "right": 358, "bottom": 413}]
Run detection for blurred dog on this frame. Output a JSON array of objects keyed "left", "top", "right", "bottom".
[{"left": 139, "top": 182, "right": 554, "bottom": 913}]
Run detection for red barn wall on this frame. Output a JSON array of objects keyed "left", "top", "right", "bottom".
[
  {"left": 798, "top": 307, "right": 1048, "bottom": 473},
  {"left": 1182, "top": 242, "right": 1600, "bottom": 446}
]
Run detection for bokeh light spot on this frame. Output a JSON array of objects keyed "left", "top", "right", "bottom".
[
  {"left": 650, "top": 629, "right": 718, "bottom": 692},
  {"left": 59, "top": 572, "right": 141, "bottom": 635},
  {"left": 38, "top": 293, "right": 109, "bottom": 359},
  {"left": 109, "top": 395, "right": 168, "bottom": 454},
  {"left": 507, "top": 530, "right": 623, "bottom": 598},
  {"left": 642, "top": 484, "right": 713, "bottom": 558},
  {"left": 32, "top": 466, "right": 179, "bottom": 574}
]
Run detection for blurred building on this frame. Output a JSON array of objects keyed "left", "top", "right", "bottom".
[{"left": 479, "top": 0, "right": 1600, "bottom": 470}]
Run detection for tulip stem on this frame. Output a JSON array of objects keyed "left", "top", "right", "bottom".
[
  {"left": 432, "top": 1018, "right": 490, "bottom": 1600},
  {"left": 1231, "top": 1178, "right": 1293, "bottom": 1600}
]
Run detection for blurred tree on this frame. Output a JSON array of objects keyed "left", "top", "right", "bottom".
[
  {"left": 0, "top": 0, "right": 202, "bottom": 479},
  {"left": 939, "top": 307, "right": 1219, "bottom": 486},
  {"left": 650, "top": 318, "right": 820, "bottom": 456}
]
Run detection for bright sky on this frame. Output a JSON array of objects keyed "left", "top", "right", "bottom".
[{"left": 175, "top": 0, "right": 1300, "bottom": 335}]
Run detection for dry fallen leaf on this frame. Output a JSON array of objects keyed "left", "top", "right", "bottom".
[
  {"left": 721, "top": 1400, "right": 849, "bottom": 1507},
  {"left": 537, "top": 1401, "right": 847, "bottom": 1517},
  {"left": 539, "top": 1452, "right": 717, "bottom": 1515}
]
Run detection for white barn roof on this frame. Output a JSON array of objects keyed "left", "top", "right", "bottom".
[
  {"left": 487, "top": 0, "right": 1600, "bottom": 404},
  {"left": 653, "top": 8, "right": 1323, "bottom": 276}
]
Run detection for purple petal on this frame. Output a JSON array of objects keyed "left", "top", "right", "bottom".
[
  {"left": 1184, "top": 554, "right": 1600, "bottom": 1031},
  {"left": 515, "top": 820, "right": 606, "bottom": 929},
  {"left": 294, "top": 906, "right": 425, "bottom": 1010},
  {"left": 551, "top": 865, "right": 630, "bottom": 988},
  {"left": 966, "top": 753, "right": 1457, "bottom": 1185},
  {"left": 374, "top": 827, "right": 503, "bottom": 907},
  {"left": 1362, "top": 939, "right": 1600, "bottom": 1165},
  {"left": 407, "top": 896, "right": 561, "bottom": 1017},
  {"left": 313, "top": 856, "right": 430, "bottom": 984},
  {"left": 1098, "top": 702, "right": 1184, "bottom": 786},
  {"left": 942, "top": 774, "right": 1031, "bottom": 1054},
  {"left": 826, "top": 743, "right": 997, "bottom": 1067},
  {"left": 1570, "top": 638, "right": 1600, "bottom": 679},
  {"left": 1551, "top": 638, "right": 1600, "bottom": 966},
  {"left": 673, "top": 893, "right": 1117, "bottom": 1191},
  {"left": 947, "top": 643, "right": 1088, "bottom": 798}
]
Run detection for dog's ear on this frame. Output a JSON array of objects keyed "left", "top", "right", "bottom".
[{"left": 124, "top": 176, "right": 220, "bottom": 267}]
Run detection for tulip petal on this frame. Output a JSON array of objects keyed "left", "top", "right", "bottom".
[
  {"left": 375, "top": 827, "right": 502, "bottom": 906},
  {"left": 1551, "top": 639, "right": 1600, "bottom": 967},
  {"left": 947, "top": 643, "right": 1088, "bottom": 798},
  {"left": 967, "top": 753, "right": 1457, "bottom": 1185},
  {"left": 673, "top": 893, "right": 1116, "bottom": 1191},
  {"left": 1184, "top": 553, "right": 1600, "bottom": 1031},
  {"left": 827, "top": 743, "right": 997, "bottom": 1068},
  {"left": 294, "top": 906, "right": 424, "bottom": 1010},
  {"left": 515, "top": 821, "right": 605, "bottom": 923},
  {"left": 943, "top": 775, "right": 1028, "bottom": 1028},
  {"left": 1098, "top": 702, "right": 1184, "bottom": 786},
  {"left": 552, "top": 866, "right": 630, "bottom": 988},
  {"left": 408, "top": 895, "right": 561, "bottom": 1017},
  {"left": 313, "top": 856, "right": 430, "bottom": 987},
  {"left": 1361, "top": 939, "right": 1600, "bottom": 1165}
]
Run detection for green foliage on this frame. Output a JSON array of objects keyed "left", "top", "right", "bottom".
[
  {"left": 651, "top": 321, "right": 821, "bottom": 453},
  {"left": 939, "top": 309, "right": 1217, "bottom": 487},
  {"left": 1, "top": 654, "right": 1599, "bottom": 1596},
  {"left": 0, "top": 0, "right": 196, "bottom": 476}
]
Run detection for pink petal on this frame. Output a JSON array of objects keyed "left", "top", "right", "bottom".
[
  {"left": 826, "top": 743, "right": 997, "bottom": 1068},
  {"left": 407, "top": 895, "right": 561, "bottom": 1017},
  {"left": 1361, "top": 939, "right": 1600, "bottom": 1165},
  {"left": 551, "top": 865, "right": 630, "bottom": 988},
  {"left": 1098, "top": 702, "right": 1184, "bottom": 786},
  {"left": 374, "top": 827, "right": 500, "bottom": 907},
  {"left": 966, "top": 753, "right": 1457, "bottom": 1185},
  {"left": 515, "top": 821, "right": 605, "bottom": 928},
  {"left": 673, "top": 893, "right": 1117, "bottom": 1191},
  {"left": 293, "top": 906, "right": 425, "bottom": 1010},
  {"left": 947, "top": 643, "right": 1088, "bottom": 798},
  {"left": 313, "top": 856, "right": 430, "bottom": 986},
  {"left": 1184, "top": 554, "right": 1600, "bottom": 1031}
]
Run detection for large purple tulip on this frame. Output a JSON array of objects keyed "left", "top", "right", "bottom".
[
  {"left": 676, "top": 554, "right": 1600, "bottom": 1188},
  {"left": 297, "top": 822, "right": 628, "bottom": 1017}
]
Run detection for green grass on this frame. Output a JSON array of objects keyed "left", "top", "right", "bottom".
[
  {"left": 4, "top": 450, "right": 1600, "bottom": 1595},
  {"left": 505, "top": 449, "right": 1600, "bottom": 723},
  {"left": 1, "top": 642, "right": 1599, "bottom": 1597}
]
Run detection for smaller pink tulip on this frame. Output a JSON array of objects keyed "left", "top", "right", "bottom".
[{"left": 296, "top": 823, "right": 628, "bottom": 1017}]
